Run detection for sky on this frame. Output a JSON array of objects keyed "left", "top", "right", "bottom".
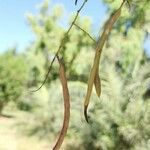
[
  {"left": 0, "top": 0, "right": 106, "bottom": 52},
  {"left": 0, "top": 0, "right": 149, "bottom": 55}
]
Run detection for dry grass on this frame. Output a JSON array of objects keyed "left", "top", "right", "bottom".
[{"left": 0, "top": 114, "right": 50, "bottom": 150}]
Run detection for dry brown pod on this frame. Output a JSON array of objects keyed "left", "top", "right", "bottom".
[{"left": 53, "top": 56, "right": 70, "bottom": 150}]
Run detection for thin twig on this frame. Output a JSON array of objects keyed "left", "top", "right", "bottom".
[
  {"left": 31, "top": 0, "right": 88, "bottom": 92},
  {"left": 75, "top": 0, "right": 78, "bottom": 5},
  {"left": 74, "top": 23, "right": 96, "bottom": 43}
]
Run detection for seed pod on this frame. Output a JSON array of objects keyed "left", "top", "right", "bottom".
[
  {"left": 84, "top": 0, "right": 125, "bottom": 122},
  {"left": 53, "top": 57, "right": 70, "bottom": 150}
]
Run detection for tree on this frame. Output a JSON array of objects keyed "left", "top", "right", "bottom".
[{"left": 0, "top": 50, "right": 28, "bottom": 114}]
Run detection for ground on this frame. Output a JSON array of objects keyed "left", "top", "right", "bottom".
[{"left": 0, "top": 112, "right": 50, "bottom": 150}]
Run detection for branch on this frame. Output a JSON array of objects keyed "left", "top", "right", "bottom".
[
  {"left": 75, "top": 0, "right": 78, "bottom": 5},
  {"left": 31, "top": 0, "right": 88, "bottom": 92},
  {"left": 74, "top": 23, "right": 96, "bottom": 43},
  {"left": 75, "top": 0, "right": 88, "bottom": 6}
]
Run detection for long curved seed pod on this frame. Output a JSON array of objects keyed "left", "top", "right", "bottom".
[
  {"left": 84, "top": 0, "right": 126, "bottom": 122},
  {"left": 84, "top": 50, "right": 101, "bottom": 123},
  {"left": 53, "top": 56, "right": 70, "bottom": 150}
]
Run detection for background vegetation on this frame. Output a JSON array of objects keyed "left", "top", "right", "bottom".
[{"left": 0, "top": 0, "right": 150, "bottom": 149}]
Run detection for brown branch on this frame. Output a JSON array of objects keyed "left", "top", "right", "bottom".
[{"left": 31, "top": 0, "right": 88, "bottom": 92}]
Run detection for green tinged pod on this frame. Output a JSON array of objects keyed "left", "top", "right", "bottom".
[
  {"left": 84, "top": 0, "right": 126, "bottom": 123},
  {"left": 94, "top": 68, "right": 101, "bottom": 97}
]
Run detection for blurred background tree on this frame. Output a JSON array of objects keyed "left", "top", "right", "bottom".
[{"left": 0, "top": 49, "right": 28, "bottom": 114}]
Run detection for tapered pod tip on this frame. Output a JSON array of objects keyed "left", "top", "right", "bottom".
[{"left": 84, "top": 105, "right": 89, "bottom": 123}]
